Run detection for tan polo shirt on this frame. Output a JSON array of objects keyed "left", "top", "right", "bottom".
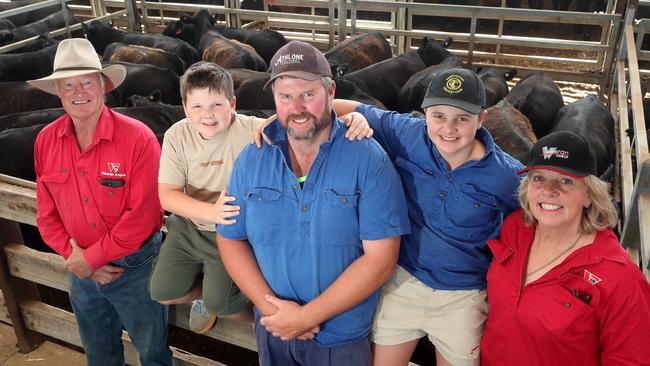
[{"left": 159, "top": 113, "right": 265, "bottom": 231}]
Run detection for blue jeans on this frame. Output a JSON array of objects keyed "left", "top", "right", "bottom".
[
  {"left": 69, "top": 232, "right": 173, "bottom": 366},
  {"left": 254, "top": 308, "right": 371, "bottom": 366}
]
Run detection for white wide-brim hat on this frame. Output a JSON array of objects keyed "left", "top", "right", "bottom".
[{"left": 27, "top": 38, "right": 126, "bottom": 95}]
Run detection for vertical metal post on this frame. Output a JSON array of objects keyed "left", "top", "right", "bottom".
[
  {"left": 467, "top": 13, "right": 477, "bottom": 67},
  {"left": 636, "top": 19, "right": 647, "bottom": 54},
  {"left": 351, "top": 0, "right": 357, "bottom": 36},
  {"left": 337, "top": 0, "right": 347, "bottom": 44},
  {"left": 396, "top": 0, "right": 405, "bottom": 54},
  {"left": 596, "top": 0, "right": 617, "bottom": 71},
  {"left": 90, "top": 0, "right": 107, "bottom": 17},
  {"left": 123, "top": 0, "right": 139, "bottom": 31},
  {"left": 329, "top": 0, "right": 336, "bottom": 49},
  {"left": 495, "top": 0, "right": 506, "bottom": 65},
  {"left": 140, "top": 0, "right": 149, "bottom": 33},
  {"left": 405, "top": 0, "right": 413, "bottom": 52},
  {"left": 226, "top": 0, "right": 240, "bottom": 29},
  {"left": 60, "top": 0, "right": 71, "bottom": 38}
]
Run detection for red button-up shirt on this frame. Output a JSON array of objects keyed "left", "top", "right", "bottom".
[
  {"left": 35, "top": 106, "right": 163, "bottom": 269},
  {"left": 481, "top": 210, "right": 650, "bottom": 366}
]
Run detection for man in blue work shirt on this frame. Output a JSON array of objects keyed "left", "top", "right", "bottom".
[
  {"left": 216, "top": 41, "right": 411, "bottom": 366},
  {"left": 334, "top": 68, "right": 523, "bottom": 366}
]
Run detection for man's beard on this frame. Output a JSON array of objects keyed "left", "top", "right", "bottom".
[{"left": 283, "top": 108, "right": 330, "bottom": 141}]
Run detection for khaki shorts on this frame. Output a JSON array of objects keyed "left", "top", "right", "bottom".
[{"left": 372, "top": 266, "right": 488, "bottom": 366}]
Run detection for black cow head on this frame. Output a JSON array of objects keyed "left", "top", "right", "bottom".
[
  {"left": 330, "top": 64, "right": 351, "bottom": 77},
  {"left": 504, "top": 69, "right": 517, "bottom": 81},
  {"left": 417, "top": 36, "right": 455, "bottom": 67},
  {"left": 179, "top": 13, "right": 192, "bottom": 24},
  {"left": 0, "top": 30, "right": 14, "bottom": 46},
  {"left": 126, "top": 90, "right": 162, "bottom": 107}
]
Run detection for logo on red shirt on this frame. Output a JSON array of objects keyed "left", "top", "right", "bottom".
[
  {"left": 101, "top": 162, "right": 126, "bottom": 178},
  {"left": 583, "top": 269, "right": 602, "bottom": 285},
  {"left": 108, "top": 162, "right": 120, "bottom": 173}
]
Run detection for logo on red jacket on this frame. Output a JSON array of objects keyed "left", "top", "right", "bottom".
[{"left": 583, "top": 269, "right": 602, "bottom": 285}]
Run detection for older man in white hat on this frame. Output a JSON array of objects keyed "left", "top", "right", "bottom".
[{"left": 29, "top": 38, "right": 173, "bottom": 366}]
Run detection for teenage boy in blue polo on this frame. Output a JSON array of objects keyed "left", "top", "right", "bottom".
[
  {"left": 216, "top": 41, "right": 411, "bottom": 366},
  {"left": 333, "top": 68, "right": 524, "bottom": 366}
]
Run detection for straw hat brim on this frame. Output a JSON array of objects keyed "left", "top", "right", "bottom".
[{"left": 27, "top": 64, "right": 127, "bottom": 95}]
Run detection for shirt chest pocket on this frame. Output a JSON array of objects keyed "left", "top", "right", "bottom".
[
  {"left": 39, "top": 171, "right": 71, "bottom": 212},
  {"left": 321, "top": 189, "right": 360, "bottom": 247},
  {"left": 245, "top": 188, "right": 282, "bottom": 246},
  {"left": 96, "top": 178, "right": 128, "bottom": 218},
  {"left": 447, "top": 184, "right": 500, "bottom": 232},
  {"left": 534, "top": 286, "right": 598, "bottom": 343}
]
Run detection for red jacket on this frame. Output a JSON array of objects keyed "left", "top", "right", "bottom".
[
  {"left": 481, "top": 210, "right": 650, "bottom": 366},
  {"left": 35, "top": 106, "right": 163, "bottom": 269}
]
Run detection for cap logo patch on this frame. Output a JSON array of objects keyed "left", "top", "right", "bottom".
[
  {"left": 541, "top": 146, "right": 569, "bottom": 160},
  {"left": 443, "top": 74, "right": 464, "bottom": 94},
  {"left": 275, "top": 53, "right": 304, "bottom": 67}
]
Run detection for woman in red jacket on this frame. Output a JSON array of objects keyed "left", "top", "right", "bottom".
[{"left": 481, "top": 130, "right": 650, "bottom": 365}]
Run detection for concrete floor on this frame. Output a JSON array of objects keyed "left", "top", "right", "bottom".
[{"left": 0, "top": 323, "right": 85, "bottom": 366}]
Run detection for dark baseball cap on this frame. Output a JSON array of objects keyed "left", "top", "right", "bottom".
[
  {"left": 421, "top": 67, "right": 486, "bottom": 114},
  {"left": 264, "top": 40, "right": 332, "bottom": 90},
  {"left": 518, "top": 130, "right": 597, "bottom": 178}
]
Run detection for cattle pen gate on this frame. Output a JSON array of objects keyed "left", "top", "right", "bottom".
[{"left": 0, "top": 0, "right": 648, "bottom": 365}]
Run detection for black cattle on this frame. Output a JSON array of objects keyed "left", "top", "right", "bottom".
[
  {"left": 211, "top": 24, "right": 287, "bottom": 66},
  {"left": 0, "top": 19, "right": 15, "bottom": 30},
  {"left": 528, "top": 0, "right": 544, "bottom": 8},
  {"left": 85, "top": 20, "right": 200, "bottom": 69},
  {"left": 199, "top": 31, "right": 267, "bottom": 71},
  {"left": 126, "top": 90, "right": 163, "bottom": 107},
  {"left": 163, "top": 9, "right": 287, "bottom": 66},
  {"left": 104, "top": 43, "right": 186, "bottom": 76},
  {"left": 505, "top": 72, "right": 564, "bottom": 139},
  {"left": 230, "top": 68, "right": 266, "bottom": 90},
  {"left": 162, "top": 9, "right": 214, "bottom": 50},
  {"left": 483, "top": 99, "right": 537, "bottom": 164},
  {"left": 0, "top": 124, "right": 47, "bottom": 181},
  {"left": 396, "top": 56, "right": 463, "bottom": 113},
  {"left": 478, "top": 67, "right": 517, "bottom": 107},
  {"left": 229, "top": 69, "right": 275, "bottom": 110},
  {"left": 21, "top": 33, "right": 59, "bottom": 52},
  {"left": 104, "top": 61, "right": 182, "bottom": 106},
  {"left": 0, "top": 0, "right": 63, "bottom": 28},
  {"left": 0, "top": 82, "right": 61, "bottom": 115},
  {"left": 0, "top": 44, "right": 57, "bottom": 82},
  {"left": 550, "top": 94, "right": 614, "bottom": 176},
  {"left": 0, "top": 9, "right": 81, "bottom": 50},
  {"left": 325, "top": 32, "right": 392, "bottom": 75},
  {"left": 334, "top": 37, "right": 453, "bottom": 110}
]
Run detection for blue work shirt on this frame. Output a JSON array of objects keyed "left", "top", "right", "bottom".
[
  {"left": 217, "top": 113, "right": 411, "bottom": 347},
  {"left": 356, "top": 104, "right": 523, "bottom": 290}
]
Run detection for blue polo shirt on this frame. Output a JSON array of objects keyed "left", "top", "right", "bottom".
[
  {"left": 356, "top": 104, "right": 523, "bottom": 290},
  {"left": 217, "top": 113, "right": 410, "bottom": 347}
]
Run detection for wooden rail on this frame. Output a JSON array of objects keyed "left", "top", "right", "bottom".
[{"left": 0, "top": 174, "right": 256, "bottom": 365}]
